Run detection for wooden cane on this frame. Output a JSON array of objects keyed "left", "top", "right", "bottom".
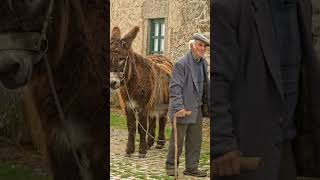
[
  {"left": 211, "top": 157, "right": 264, "bottom": 175},
  {"left": 213, "top": 157, "right": 320, "bottom": 179},
  {"left": 297, "top": 177, "right": 320, "bottom": 180},
  {"left": 239, "top": 157, "right": 264, "bottom": 172},
  {"left": 173, "top": 110, "right": 192, "bottom": 179}
]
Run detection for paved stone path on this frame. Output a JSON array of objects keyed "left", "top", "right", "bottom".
[{"left": 110, "top": 119, "right": 210, "bottom": 180}]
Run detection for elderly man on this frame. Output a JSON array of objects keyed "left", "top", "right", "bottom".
[
  {"left": 165, "top": 33, "right": 210, "bottom": 177},
  {"left": 211, "top": 0, "right": 320, "bottom": 179}
]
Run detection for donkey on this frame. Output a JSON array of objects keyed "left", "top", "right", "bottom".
[
  {"left": 0, "top": 1, "right": 107, "bottom": 180},
  {"left": 110, "top": 26, "right": 172, "bottom": 158}
]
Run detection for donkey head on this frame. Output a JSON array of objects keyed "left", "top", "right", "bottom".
[
  {"left": 0, "top": 0, "right": 52, "bottom": 89},
  {"left": 110, "top": 26, "right": 139, "bottom": 90}
]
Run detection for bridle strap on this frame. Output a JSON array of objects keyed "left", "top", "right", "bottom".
[
  {"left": 0, "top": 0, "right": 54, "bottom": 58},
  {"left": 39, "top": 0, "right": 54, "bottom": 53},
  {"left": 0, "top": 32, "right": 42, "bottom": 51},
  {"left": 41, "top": 0, "right": 86, "bottom": 173},
  {"left": 120, "top": 55, "right": 129, "bottom": 82},
  {"left": 2, "top": 0, "right": 86, "bottom": 173},
  {"left": 110, "top": 55, "right": 129, "bottom": 82}
]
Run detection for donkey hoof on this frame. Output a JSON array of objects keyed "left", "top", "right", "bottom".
[
  {"left": 124, "top": 153, "right": 132, "bottom": 157},
  {"left": 138, "top": 154, "right": 146, "bottom": 158},
  {"left": 156, "top": 144, "right": 165, "bottom": 149}
]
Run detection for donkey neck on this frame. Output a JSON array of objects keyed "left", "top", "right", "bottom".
[{"left": 123, "top": 51, "right": 154, "bottom": 89}]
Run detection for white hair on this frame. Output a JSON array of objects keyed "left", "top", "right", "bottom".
[{"left": 188, "top": 39, "right": 197, "bottom": 50}]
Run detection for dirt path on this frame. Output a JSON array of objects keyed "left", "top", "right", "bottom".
[{"left": 110, "top": 119, "right": 211, "bottom": 180}]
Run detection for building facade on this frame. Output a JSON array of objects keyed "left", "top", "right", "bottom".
[{"left": 110, "top": 0, "right": 210, "bottom": 64}]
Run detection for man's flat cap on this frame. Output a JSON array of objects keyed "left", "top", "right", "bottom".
[{"left": 192, "top": 33, "right": 210, "bottom": 46}]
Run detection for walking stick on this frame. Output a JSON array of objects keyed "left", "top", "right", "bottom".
[
  {"left": 173, "top": 110, "right": 192, "bottom": 179},
  {"left": 238, "top": 157, "right": 264, "bottom": 172}
]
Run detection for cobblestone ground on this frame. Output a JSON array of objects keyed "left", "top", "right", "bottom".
[{"left": 110, "top": 116, "right": 210, "bottom": 180}]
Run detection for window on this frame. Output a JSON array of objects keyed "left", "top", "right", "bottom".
[{"left": 149, "top": 19, "right": 165, "bottom": 54}]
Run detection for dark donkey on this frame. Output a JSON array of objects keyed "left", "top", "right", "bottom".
[
  {"left": 0, "top": 1, "right": 107, "bottom": 180},
  {"left": 110, "top": 26, "right": 172, "bottom": 158}
]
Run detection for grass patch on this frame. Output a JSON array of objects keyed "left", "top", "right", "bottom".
[
  {"left": 0, "top": 163, "right": 47, "bottom": 180},
  {"left": 110, "top": 111, "right": 127, "bottom": 129},
  {"left": 110, "top": 110, "right": 173, "bottom": 139}
]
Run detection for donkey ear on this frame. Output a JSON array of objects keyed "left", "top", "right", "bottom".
[
  {"left": 111, "top": 27, "right": 121, "bottom": 40},
  {"left": 122, "top": 26, "right": 139, "bottom": 49}
]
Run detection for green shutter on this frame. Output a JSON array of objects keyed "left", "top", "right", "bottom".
[{"left": 148, "top": 18, "right": 165, "bottom": 55}]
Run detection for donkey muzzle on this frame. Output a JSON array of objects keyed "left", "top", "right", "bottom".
[{"left": 0, "top": 50, "right": 35, "bottom": 89}]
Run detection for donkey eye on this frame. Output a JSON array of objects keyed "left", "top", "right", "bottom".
[{"left": 121, "top": 40, "right": 127, "bottom": 48}]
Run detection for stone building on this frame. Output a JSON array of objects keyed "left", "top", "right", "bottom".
[{"left": 110, "top": 0, "right": 210, "bottom": 64}]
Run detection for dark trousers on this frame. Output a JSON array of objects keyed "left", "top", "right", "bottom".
[
  {"left": 278, "top": 140, "right": 296, "bottom": 180},
  {"left": 165, "top": 109, "right": 203, "bottom": 170}
]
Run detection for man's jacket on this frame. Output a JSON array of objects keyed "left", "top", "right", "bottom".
[
  {"left": 211, "top": 0, "right": 320, "bottom": 179},
  {"left": 169, "top": 51, "right": 210, "bottom": 124}
]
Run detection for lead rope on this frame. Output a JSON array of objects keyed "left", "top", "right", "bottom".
[
  {"left": 40, "top": 0, "right": 85, "bottom": 175},
  {"left": 43, "top": 53, "right": 85, "bottom": 173},
  {"left": 122, "top": 78, "right": 165, "bottom": 143},
  {"left": 121, "top": 58, "right": 166, "bottom": 144}
]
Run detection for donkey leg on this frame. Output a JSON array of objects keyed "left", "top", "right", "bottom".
[
  {"left": 138, "top": 112, "right": 148, "bottom": 158},
  {"left": 156, "top": 114, "right": 167, "bottom": 149},
  {"left": 45, "top": 132, "right": 82, "bottom": 180},
  {"left": 79, "top": 142, "right": 106, "bottom": 180},
  {"left": 125, "top": 106, "right": 136, "bottom": 157},
  {"left": 146, "top": 116, "right": 156, "bottom": 150}
]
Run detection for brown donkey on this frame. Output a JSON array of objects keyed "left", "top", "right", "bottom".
[
  {"left": 0, "top": 1, "right": 107, "bottom": 179},
  {"left": 110, "top": 26, "right": 172, "bottom": 158}
]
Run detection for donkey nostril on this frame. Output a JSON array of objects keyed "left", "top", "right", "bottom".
[{"left": 0, "top": 58, "right": 19, "bottom": 74}]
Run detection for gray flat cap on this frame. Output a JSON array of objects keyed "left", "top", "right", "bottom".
[{"left": 192, "top": 33, "right": 210, "bottom": 46}]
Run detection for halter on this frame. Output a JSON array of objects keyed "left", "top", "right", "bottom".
[
  {"left": 111, "top": 55, "right": 129, "bottom": 84},
  {"left": 0, "top": 0, "right": 54, "bottom": 64},
  {"left": 1, "top": 0, "right": 87, "bottom": 174}
]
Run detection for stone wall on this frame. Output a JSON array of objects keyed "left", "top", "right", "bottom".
[
  {"left": 110, "top": 0, "right": 145, "bottom": 54},
  {"left": 167, "top": 0, "right": 210, "bottom": 63}
]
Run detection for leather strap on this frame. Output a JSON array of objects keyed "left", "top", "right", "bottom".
[{"left": 0, "top": 32, "right": 41, "bottom": 51}]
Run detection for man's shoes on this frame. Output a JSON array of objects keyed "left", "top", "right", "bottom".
[
  {"left": 183, "top": 169, "right": 207, "bottom": 177},
  {"left": 166, "top": 169, "right": 175, "bottom": 176}
]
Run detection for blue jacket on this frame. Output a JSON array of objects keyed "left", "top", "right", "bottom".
[{"left": 168, "top": 51, "right": 210, "bottom": 124}]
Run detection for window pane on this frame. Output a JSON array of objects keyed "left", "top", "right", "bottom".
[
  {"left": 154, "top": 38, "right": 158, "bottom": 52},
  {"left": 160, "top": 38, "right": 164, "bottom": 52},
  {"left": 154, "top": 23, "right": 159, "bottom": 37},
  {"left": 161, "top": 23, "right": 165, "bottom": 37}
]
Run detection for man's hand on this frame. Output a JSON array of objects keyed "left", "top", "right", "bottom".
[
  {"left": 211, "top": 150, "right": 242, "bottom": 176},
  {"left": 174, "top": 109, "right": 187, "bottom": 117}
]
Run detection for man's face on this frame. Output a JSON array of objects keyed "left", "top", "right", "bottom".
[{"left": 191, "top": 40, "right": 207, "bottom": 59}]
